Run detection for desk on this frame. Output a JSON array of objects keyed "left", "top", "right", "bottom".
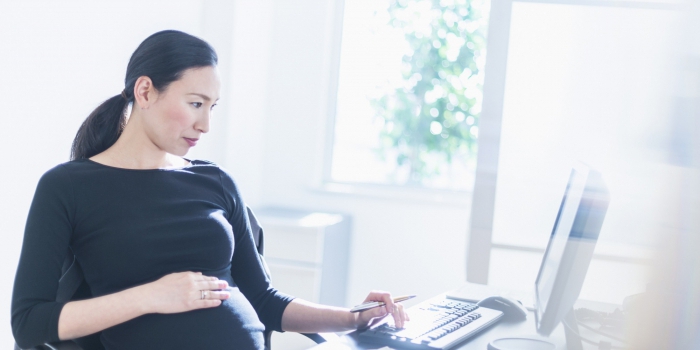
[{"left": 309, "top": 283, "right": 620, "bottom": 350}]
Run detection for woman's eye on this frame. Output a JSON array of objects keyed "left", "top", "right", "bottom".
[
  {"left": 210, "top": 104, "right": 217, "bottom": 111},
  {"left": 192, "top": 102, "right": 203, "bottom": 108}
]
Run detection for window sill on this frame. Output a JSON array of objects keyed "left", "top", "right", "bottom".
[
  {"left": 309, "top": 181, "right": 472, "bottom": 206},
  {"left": 491, "top": 241, "right": 654, "bottom": 265}
]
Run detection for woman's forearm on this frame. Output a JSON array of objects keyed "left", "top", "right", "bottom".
[
  {"left": 281, "top": 299, "right": 357, "bottom": 333},
  {"left": 57, "top": 284, "right": 150, "bottom": 340},
  {"left": 281, "top": 291, "right": 408, "bottom": 333}
]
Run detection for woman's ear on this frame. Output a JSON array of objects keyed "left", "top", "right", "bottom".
[{"left": 133, "top": 76, "right": 157, "bottom": 109}]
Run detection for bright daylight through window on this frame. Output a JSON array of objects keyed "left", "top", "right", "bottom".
[{"left": 330, "top": 0, "right": 490, "bottom": 191}]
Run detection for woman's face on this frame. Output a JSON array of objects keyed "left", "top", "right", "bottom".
[{"left": 142, "top": 66, "right": 221, "bottom": 156}]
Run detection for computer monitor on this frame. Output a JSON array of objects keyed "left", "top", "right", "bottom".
[
  {"left": 533, "top": 163, "right": 609, "bottom": 336},
  {"left": 489, "top": 164, "right": 609, "bottom": 350}
]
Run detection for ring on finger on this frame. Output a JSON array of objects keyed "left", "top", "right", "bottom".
[{"left": 200, "top": 290, "right": 206, "bottom": 300}]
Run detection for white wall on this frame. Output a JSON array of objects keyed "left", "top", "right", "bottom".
[
  {"left": 0, "top": 0, "right": 236, "bottom": 346},
  {"left": 1, "top": 0, "right": 473, "bottom": 346}
]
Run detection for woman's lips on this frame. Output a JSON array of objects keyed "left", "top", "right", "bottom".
[{"left": 184, "top": 137, "right": 198, "bottom": 147}]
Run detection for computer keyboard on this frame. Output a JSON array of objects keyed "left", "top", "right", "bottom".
[{"left": 356, "top": 296, "right": 503, "bottom": 349}]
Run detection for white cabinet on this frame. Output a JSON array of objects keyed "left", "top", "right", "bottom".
[
  {"left": 255, "top": 207, "right": 351, "bottom": 307},
  {"left": 254, "top": 207, "right": 352, "bottom": 350}
]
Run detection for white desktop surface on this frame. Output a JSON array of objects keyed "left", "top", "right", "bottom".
[
  {"left": 307, "top": 283, "right": 621, "bottom": 350},
  {"left": 309, "top": 309, "right": 566, "bottom": 350}
]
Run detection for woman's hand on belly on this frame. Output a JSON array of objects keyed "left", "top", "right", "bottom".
[
  {"left": 141, "top": 271, "right": 230, "bottom": 314},
  {"left": 56, "top": 272, "right": 231, "bottom": 341}
]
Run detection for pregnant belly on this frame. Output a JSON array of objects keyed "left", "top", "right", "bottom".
[{"left": 99, "top": 287, "right": 265, "bottom": 350}]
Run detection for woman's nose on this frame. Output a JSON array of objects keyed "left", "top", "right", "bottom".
[{"left": 196, "top": 113, "right": 210, "bottom": 134}]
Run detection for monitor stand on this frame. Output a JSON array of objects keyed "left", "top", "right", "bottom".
[
  {"left": 486, "top": 308, "right": 583, "bottom": 350},
  {"left": 563, "top": 308, "right": 584, "bottom": 350}
]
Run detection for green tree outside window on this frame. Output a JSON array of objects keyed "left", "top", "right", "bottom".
[{"left": 370, "top": 0, "right": 488, "bottom": 185}]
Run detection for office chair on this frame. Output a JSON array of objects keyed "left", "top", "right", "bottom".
[{"left": 15, "top": 206, "right": 337, "bottom": 350}]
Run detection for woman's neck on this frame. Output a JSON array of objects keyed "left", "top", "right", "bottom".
[{"left": 89, "top": 113, "right": 188, "bottom": 170}]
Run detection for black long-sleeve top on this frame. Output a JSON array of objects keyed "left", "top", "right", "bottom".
[{"left": 11, "top": 159, "right": 294, "bottom": 349}]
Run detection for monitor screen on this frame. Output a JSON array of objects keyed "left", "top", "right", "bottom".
[{"left": 534, "top": 164, "right": 609, "bottom": 336}]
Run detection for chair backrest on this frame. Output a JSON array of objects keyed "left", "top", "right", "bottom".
[
  {"left": 246, "top": 207, "right": 274, "bottom": 350},
  {"left": 247, "top": 206, "right": 264, "bottom": 255},
  {"left": 247, "top": 207, "right": 272, "bottom": 279}
]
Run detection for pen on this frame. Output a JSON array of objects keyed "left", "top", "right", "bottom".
[{"left": 350, "top": 295, "right": 417, "bottom": 313}]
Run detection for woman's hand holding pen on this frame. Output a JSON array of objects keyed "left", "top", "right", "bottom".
[
  {"left": 140, "top": 272, "right": 230, "bottom": 314},
  {"left": 354, "top": 290, "right": 410, "bottom": 329}
]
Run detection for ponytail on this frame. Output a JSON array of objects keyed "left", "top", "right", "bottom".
[
  {"left": 70, "top": 93, "right": 128, "bottom": 160},
  {"left": 69, "top": 30, "right": 218, "bottom": 161}
]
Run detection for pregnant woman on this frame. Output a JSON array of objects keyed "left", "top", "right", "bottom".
[{"left": 11, "top": 30, "right": 407, "bottom": 350}]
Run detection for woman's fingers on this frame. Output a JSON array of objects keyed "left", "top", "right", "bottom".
[
  {"left": 189, "top": 280, "right": 230, "bottom": 309},
  {"left": 374, "top": 292, "right": 399, "bottom": 326},
  {"left": 195, "top": 290, "right": 229, "bottom": 309},
  {"left": 192, "top": 278, "right": 229, "bottom": 300},
  {"left": 357, "top": 290, "right": 413, "bottom": 329},
  {"left": 366, "top": 291, "right": 411, "bottom": 328},
  {"left": 394, "top": 303, "right": 406, "bottom": 328},
  {"left": 364, "top": 290, "right": 396, "bottom": 315},
  {"left": 363, "top": 290, "right": 390, "bottom": 303},
  {"left": 196, "top": 279, "right": 228, "bottom": 291},
  {"left": 147, "top": 272, "right": 233, "bottom": 314},
  {"left": 355, "top": 304, "right": 389, "bottom": 329},
  {"left": 364, "top": 304, "right": 390, "bottom": 319},
  {"left": 386, "top": 303, "right": 403, "bottom": 328},
  {"left": 185, "top": 272, "right": 230, "bottom": 306},
  {"left": 198, "top": 290, "right": 230, "bottom": 300}
]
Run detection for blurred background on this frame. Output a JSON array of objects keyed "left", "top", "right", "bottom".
[{"left": 1, "top": 0, "right": 698, "bottom": 348}]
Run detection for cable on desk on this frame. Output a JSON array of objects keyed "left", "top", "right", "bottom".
[
  {"left": 575, "top": 318, "right": 626, "bottom": 343},
  {"left": 575, "top": 307, "right": 625, "bottom": 330},
  {"left": 562, "top": 319, "right": 625, "bottom": 350}
]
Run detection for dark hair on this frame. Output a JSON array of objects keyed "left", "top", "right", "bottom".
[{"left": 70, "top": 30, "right": 218, "bottom": 160}]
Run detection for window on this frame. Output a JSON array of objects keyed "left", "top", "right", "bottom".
[
  {"left": 329, "top": 0, "right": 490, "bottom": 191},
  {"left": 469, "top": 0, "right": 681, "bottom": 304}
]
